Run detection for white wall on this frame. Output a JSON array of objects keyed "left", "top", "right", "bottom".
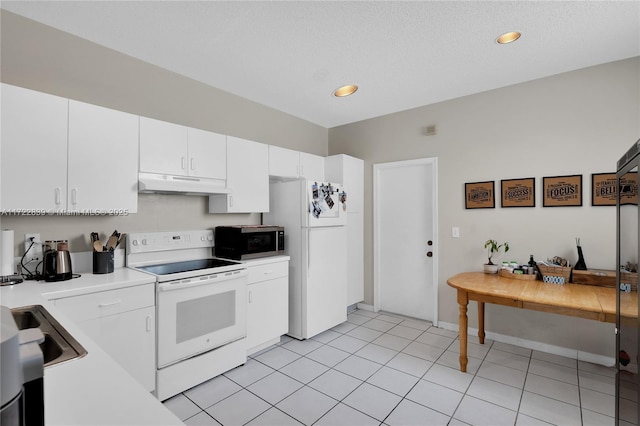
[{"left": 329, "top": 57, "right": 640, "bottom": 358}]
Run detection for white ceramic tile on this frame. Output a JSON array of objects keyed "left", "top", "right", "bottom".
[
  {"left": 372, "top": 333, "right": 412, "bottom": 351},
  {"left": 524, "top": 373, "right": 579, "bottom": 406},
  {"left": 306, "top": 344, "right": 351, "bottom": 367},
  {"left": 415, "top": 332, "right": 455, "bottom": 349},
  {"left": 205, "top": 389, "right": 270, "bottom": 425},
  {"left": 581, "top": 408, "right": 615, "bottom": 426},
  {"left": 579, "top": 370, "right": 615, "bottom": 395},
  {"left": 246, "top": 371, "right": 303, "bottom": 405},
  {"left": 366, "top": 366, "right": 420, "bottom": 397},
  {"left": 580, "top": 387, "right": 615, "bottom": 417},
  {"left": 376, "top": 313, "right": 404, "bottom": 324},
  {"left": 334, "top": 355, "right": 383, "bottom": 380},
  {"left": 332, "top": 321, "right": 358, "bottom": 334},
  {"left": 280, "top": 357, "right": 329, "bottom": 384},
  {"left": 385, "top": 399, "right": 450, "bottom": 426},
  {"left": 347, "top": 313, "right": 372, "bottom": 325},
  {"left": 448, "top": 418, "right": 472, "bottom": 426},
  {"left": 578, "top": 360, "right": 616, "bottom": 378},
  {"left": 254, "top": 346, "right": 301, "bottom": 370},
  {"left": 531, "top": 350, "right": 577, "bottom": 368},
  {"left": 436, "top": 349, "right": 481, "bottom": 374},
  {"left": 519, "top": 391, "right": 582, "bottom": 426},
  {"left": 347, "top": 325, "right": 384, "bottom": 342},
  {"left": 184, "top": 375, "right": 242, "bottom": 409},
  {"left": 426, "top": 327, "right": 458, "bottom": 338},
  {"left": 315, "top": 402, "right": 380, "bottom": 426},
  {"left": 399, "top": 318, "right": 432, "bottom": 331},
  {"left": 343, "top": 382, "right": 403, "bottom": 421},
  {"left": 361, "top": 318, "right": 397, "bottom": 333},
  {"left": 386, "top": 352, "right": 433, "bottom": 378},
  {"left": 405, "top": 378, "right": 463, "bottom": 416},
  {"left": 422, "top": 363, "right": 473, "bottom": 393},
  {"left": 485, "top": 347, "right": 531, "bottom": 371},
  {"left": 311, "top": 329, "right": 342, "bottom": 344},
  {"left": 184, "top": 411, "right": 221, "bottom": 426},
  {"left": 467, "top": 376, "right": 522, "bottom": 411},
  {"left": 492, "top": 341, "right": 532, "bottom": 357},
  {"left": 163, "top": 394, "right": 202, "bottom": 421},
  {"left": 224, "top": 358, "right": 275, "bottom": 387},
  {"left": 328, "top": 334, "right": 370, "bottom": 353},
  {"left": 355, "top": 343, "right": 398, "bottom": 365},
  {"left": 515, "top": 413, "right": 554, "bottom": 425},
  {"left": 387, "top": 324, "right": 423, "bottom": 340},
  {"left": 453, "top": 395, "right": 517, "bottom": 426},
  {"left": 276, "top": 386, "right": 338, "bottom": 425},
  {"left": 477, "top": 362, "right": 527, "bottom": 389},
  {"left": 282, "top": 338, "right": 323, "bottom": 355},
  {"left": 354, "top": 309, "right": 379, "bottom": 318},
  {"left": 401, "top": 341, "right": 446, "bottom": 362},
  {"left": 528, "top": 358, "right": 578, "bottom": 385},
  {"left": 246, "top": 407, "right": 303, "bottom": 426},
  {"left": 308, "top": 369, "right": 363, "bottom": 400}
]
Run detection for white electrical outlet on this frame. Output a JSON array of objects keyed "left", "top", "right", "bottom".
[{"left": 24, "top": 233, "right": 43, "bottom": 265}]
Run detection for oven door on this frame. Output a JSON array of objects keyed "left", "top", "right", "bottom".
[{"left": 156, "top": 269, "right": 247, "bottom": 368}]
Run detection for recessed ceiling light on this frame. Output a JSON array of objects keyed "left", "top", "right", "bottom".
[
  {"left": 496, "top": 31, "right": 521, "bottom": 44},
  {"left": 333, "top": 84, "right": 358, "bottom": 97}
]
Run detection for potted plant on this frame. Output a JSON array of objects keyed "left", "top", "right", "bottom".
[{"left": 484, "top": 239, "right": 509, "bottom": 274}]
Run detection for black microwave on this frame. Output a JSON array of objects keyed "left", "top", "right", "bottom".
[{"left": 214, "top": 225, "right": 285, "bottom": 260}]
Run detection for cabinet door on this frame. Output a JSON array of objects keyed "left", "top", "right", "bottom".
[
  {"left": 210, "top": 136, "right": 269, "bottom": 213},
  {"left": 68, "top": 100, "right": 139, "bottom": 212},
  {"left": 139, "top": 116, "right": 188, "bottom": 176},
  {"left": 76, "top": 307, "right": 156, "bottom": 392},
  {"left": 268, "top": 145, "right": 299, "bottom": 179},
  {"left": 299, "top": 152, "right": 325, "bottom": 181},
  {"left": 1, "top": 84, "right": 68, "bottom": 211},
  {"left": 247, "top": 277, "right": 288, "bottom": 352},
  {"left": 187, "top": 128, "right": 226, "bottom": 179}
]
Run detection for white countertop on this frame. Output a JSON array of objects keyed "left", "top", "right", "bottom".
[
  {"left": 241, "top": 255, "right": 290, "bottom": 267},
  {"left": 1, "top": 268, "right": 183, "bottom": 426}
]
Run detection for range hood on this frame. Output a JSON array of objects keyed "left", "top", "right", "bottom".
[{"left": 138, "top": 172, "right": 232, "bottom": 196}]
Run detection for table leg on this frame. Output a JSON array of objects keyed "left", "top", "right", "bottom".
[
  {"left": 478, "top": 301, "right": 485, "bottom": 344},
  {"left": 457, "top": 290, "right": 468, "bottom": 373}
]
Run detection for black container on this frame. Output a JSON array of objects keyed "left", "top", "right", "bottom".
[{"left": 93, "top": 251, "right": 114, "bottom": 274}]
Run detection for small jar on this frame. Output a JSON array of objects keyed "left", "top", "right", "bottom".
[
  {"left": 510, "top": 261, "right": 519, "bottom": 269},
  {"left": 501, "top": 261, "right": 510, "bottom": 270}
]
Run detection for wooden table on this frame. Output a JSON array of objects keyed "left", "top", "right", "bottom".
[{"left": 447, "top": 272, "right": 638, "bottom": 372}]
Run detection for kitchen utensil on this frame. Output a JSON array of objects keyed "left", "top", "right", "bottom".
[
  {"left": 93, "top": 241, "right": 104, "bottom": 252},
  {"left": 105, "top": 235, "right": 118, "bottom": 251},
  {"left": 115, "top": 233, "right": 126, "bottom": 248},
  {"left": 90, "top": 232, "right": 100, "bottom": 244}
]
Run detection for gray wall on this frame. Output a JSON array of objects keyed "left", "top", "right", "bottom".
[
  {"left": 0, "top": 10, "right": 327, "bottom": 252},
  {"left": 329, "top": 57, "right": 640, "bottom": 357}
]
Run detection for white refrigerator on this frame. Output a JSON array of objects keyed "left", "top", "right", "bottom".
[{"left": 264, "top": 179, "right": 347, "bottom": 339}]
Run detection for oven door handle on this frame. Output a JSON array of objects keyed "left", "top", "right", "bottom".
[{"left": 158, "top": 270, "right": 247, "bottom": 292}]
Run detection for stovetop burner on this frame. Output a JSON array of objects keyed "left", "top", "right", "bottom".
[{"left": 136, "top": 258, "right": 242, "bottom": 276}]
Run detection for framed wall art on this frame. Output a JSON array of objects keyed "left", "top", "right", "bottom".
[
  {"left": 501, "top": 177, "right": 535, "bottom": 208},
  {"left": 592, "top": 173, "right": 617, "bottom": 206},
  {"left": 465, "top": 181, "right": 495, "bottom": 209},
  {"left": 542, "top": 175, "right": 582, "bottom": 207},
  {"left": 620, "top": 171, "right": 639, "bottom": 206}
]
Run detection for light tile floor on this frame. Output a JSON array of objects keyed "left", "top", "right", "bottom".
[{"left": 163, "top": 310, "right": 620, "bottom": 426}]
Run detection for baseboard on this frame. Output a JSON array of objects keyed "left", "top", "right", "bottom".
[
  {"left": 438, "top": 321, "right": 615, "bottom": 367},
  {"left": 355, "top": 303, "right": 374, "bottom": 312}
]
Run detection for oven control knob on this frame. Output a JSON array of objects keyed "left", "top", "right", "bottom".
[
  {"left": 132, "top": 239, "right": 138, "bottom": 246},
  {"left": 201, "top": 235, "right": 206, "bottom": 241},
  {"left": 207, "top": 235, "right": 213, "bottom": 241},
  {"left": 141, "top": 239, "right": 148, "bottom": 245}
]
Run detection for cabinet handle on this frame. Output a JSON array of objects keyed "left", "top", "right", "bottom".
[
  {"left": 98, "top": 300, "right": 121, "bottom": 308},
  {"left": 71, "top": 188, "right": 78, "bottom": 205},
  {"left": 146, "top": 315, "right": 152, "bottom": 332},
  {"left": 229, "top": 195, "right": 234, "bottom": 207},
  {"left": 190, "top": 158, "right": 195, "bottom": 171},
  {"left": 263, "top": 270, "right": 274, "bottom": 275},
  {"left": 181, "top": 157, "right": 186, "bottom": 170},
  {"left": 55, "top": 188, "right": 61, "bottom": 205},
  {"left": 248, "top": 291, "right": 253, "bottom": 303}
]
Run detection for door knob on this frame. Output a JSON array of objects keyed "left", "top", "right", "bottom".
[
  {"left": 427, "top": 241, "right": 433, "bottom": 246},
  {"left": 426, "top": 251, "right": 433, "bottom": 257}
]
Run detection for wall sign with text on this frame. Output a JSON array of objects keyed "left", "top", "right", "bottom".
[
  {"left": 501, "top": 178, "right": 535, "bottom": 208},
  {"left": 542, "top": 175, "right": 582, "bottom": 207},
  {"left": 464, "top": 181, "right": 495, "bottom": 209}
]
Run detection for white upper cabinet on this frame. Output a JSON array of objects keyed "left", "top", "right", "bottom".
[
  {"left": 269, "top": 145, "right": 324, "bottom": 181},
  {"left": 1, "top": 83, "right": 69, "bottom": 211},
  {"left": 209, "top": 136, "right": 269, "bottom": 213},
  {"left": 325, "top": 154, "right": 364, "bottom": 212},
  {"left": 67, "top": 100, "right": 138, "bottom": 212},
  {"left": 139, "top": 117, "right": 226, "bottom": 180}
]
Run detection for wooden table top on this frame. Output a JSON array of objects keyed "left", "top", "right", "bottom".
[{"left": 447, "top": 272, "right": 638, "bottom": 320}]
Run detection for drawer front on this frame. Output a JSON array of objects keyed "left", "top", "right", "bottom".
[
  {"left": 54, "top": 283, "right": 155, "bottom": 322},
  {"left": 248, "top": 261, "right": 288, "bottom": 284}
]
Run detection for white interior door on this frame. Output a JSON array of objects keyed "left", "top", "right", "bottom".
[{"left": 373, "top": 158, "right": 438, "bottom": 323}]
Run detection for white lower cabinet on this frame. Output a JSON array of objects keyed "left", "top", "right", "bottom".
[
  {"left": 53, "top": 284, "right": 156, "bottom": 392},
  {"left": 246, "top": 258, "right": 289, "bottom": 355}
]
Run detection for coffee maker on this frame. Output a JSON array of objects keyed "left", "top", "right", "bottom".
[{"left": 42, "top": 241, "right": 72, "bottom": 282}]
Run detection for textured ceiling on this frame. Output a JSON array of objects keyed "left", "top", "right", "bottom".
[{"left": 2, "top": 1, "right": 639, "bottom": 128}]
